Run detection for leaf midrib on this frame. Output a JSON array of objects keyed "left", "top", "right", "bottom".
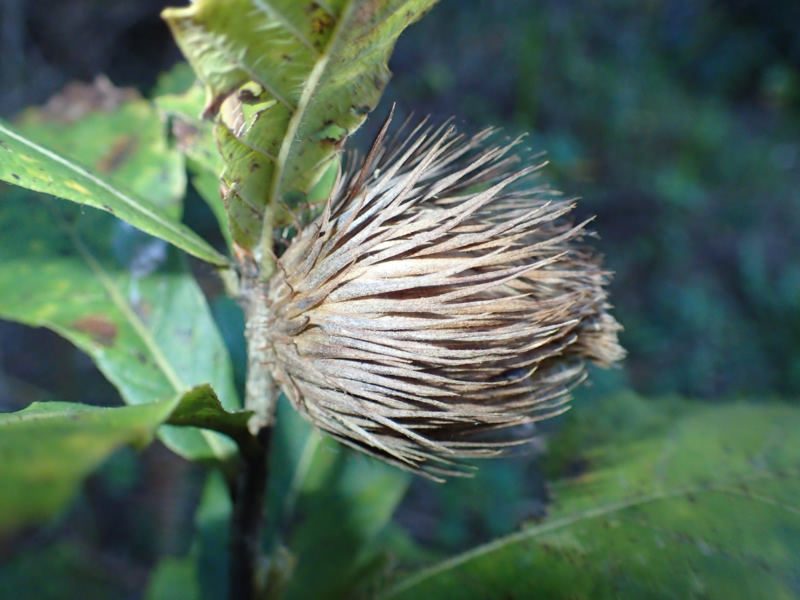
[
  {"left": 0, "top": 121, "right": 228, "bottom": 267},
  {"left": 259, "top": 0, "right": 357, "bottom": 265},
  {"left": 382, "top": 469, "right": 799, "bottom": 598},
  {"left": 68, "top": 226, "right": 229, "bottom": 461}
]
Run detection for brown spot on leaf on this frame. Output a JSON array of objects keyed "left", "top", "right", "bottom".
[
  {"left": 171, "top": 119, "right": 200, "bottom": 152},
  {"left": 310, "top": 12, "right": 334, "bottom": 36},
  {"left": 353, "top": 1, "right": 380, "bottom": 26},
  {"left": 97, "top": 136, "right": 137, "bottom": 173},
  {"left": 72, "top": 315, "right": 117, "bottom": 346},
  {"left": 41, "top": 75, "right": 140, "bottom": 123}
]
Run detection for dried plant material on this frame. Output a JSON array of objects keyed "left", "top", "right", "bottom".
[
  {"left": 265, "top": 113, "right": 625, "bottom": 479},
  {"left": 40, "top": 76, "right": 141, "bottom": 123}
]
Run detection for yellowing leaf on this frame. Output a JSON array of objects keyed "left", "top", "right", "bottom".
[{"left": 163, "top": 0, "right": 438, "bottom": 268}]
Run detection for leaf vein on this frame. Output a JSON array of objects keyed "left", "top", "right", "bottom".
[{"left": 251, "top": 0, "right": 323, "bottom": 56}]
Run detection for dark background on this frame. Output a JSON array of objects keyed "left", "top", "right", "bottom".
[{"left": 1, "top": 0, "right": 799, "bottom": 596}]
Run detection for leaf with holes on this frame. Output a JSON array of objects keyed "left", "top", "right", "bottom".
[
  {"left": 382, "top": 394, "right": 800, "bottom": 600},
  {"left": 162, "top": 0, "right": 438, "bottom": 266}
]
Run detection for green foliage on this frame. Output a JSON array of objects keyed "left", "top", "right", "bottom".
[
  {"left": 0, "top": 94, "right": 240, "bottom": 461},
  {"left": 383, "top": 394, "right": 800, "bottom": 599},
  {"left": 0, "top": 385, "right": 218, "bottom": 531},
  {"left": 16, "top": 96, "right": 188, "bottom": 217},
  {"left": 154, "top": 78, "right": 234, "bottom": 252},
  {"left": 145, "top": 557, "right": 202, "bottom": 600},
  {"left": 1, "top": 2, "right": 799, "bottom": 600},
  {"left": 0, "top": 192, "right": 239, "bottom": 461},
  {"left": 0, "top": 543, "right": 130, "bottom": 600},
  {"left": 268, "top": 399, "right": 411, "bottom": 600},
  {"left": 163, "top": 0, "right": 437, "bottom": 265},
  {"left": 0, "top": 117, "right": 227, "bottom": 266},
  {"left": 396, "top": 0, "right": 800, "bottom": 399},
  {"left": 145, "top": 399, "right": 411, "bottom": 600}
]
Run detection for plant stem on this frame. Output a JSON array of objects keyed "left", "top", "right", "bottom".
[
  {"left": 243, "top": 275, "right": 277, "bottom": 433},
  {"left": 230, "top": 425, "right": 272, "bottom": 600},
  {"left": 230, "top": 265, "right": 277, "bottom": 600}
]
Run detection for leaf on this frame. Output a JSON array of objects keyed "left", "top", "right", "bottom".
[
  {"left": 0, "top": 118, "right": 228, "bottom": 266},
  {"left": 155, "top": 78, "right": 224, "bottom": 178},
  {"left": 382, "top": 395, "right": 800, "bottom": 599},
  {"left": 167, "top": 383, "right": 256, "bottom": 455},
  {"left": 0, "top": 385, "right": 241, "bottom": 532},
  {"left": 265, "top": 398, "right": 411, "bottom": 600},
  {"left": 143, "top": 470, "right": 233, "bottom": 600},
  {"left": 168, "top": 383, "right": 250, "bottom": 434},
  {"left": 155, "top": 80, "right": 234, "bottom": 252},
  {"left": 145, "top": 557, "right": 202, "bottom": 600},
  {"left": 166, "top": 398, "right": 411, "bottom": 600},
  {"left": 0, "top": 391, "right": 185, "bottom": 531},
  {"left": 0, "top": 95, "right": 241, "bottom": 462},
  {"left": 162, "top": 0, "right": 438, "bottom": 263},
  {"left": 0, "top": 190, "right": 239, "bottom": 463},
  {"left": 192, "top": 470, "right": 233, "bottom": 600},
  {"left": 15, "top": 95, "right": 187, "bottom": 220},
  {"left": 156, "top": 71, "right": 343, "bottom": 257},
  {"left": 0, "top": 542, "right": 130, "bottom": 600}
]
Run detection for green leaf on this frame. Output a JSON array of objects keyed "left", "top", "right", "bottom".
[
  {"left": 15, "top": 96, "right": 187, "bottom": 220},
  {"left": 168, "top": 383, "right": 256, "bottom": 455},
  {"left": 143, "top": 470, "right": 234, "bottom": 600},
  {"left": 0, "top": 117, "right": 228, "bottom": 266},
  {"left": 168, "top": 383, "right": 250, "bottom": 434},
  {"left": 0, "top": 542, "right": 130, "bottom": 600},
  {"left": 162, "top": 0, "right": 438, "bottom": 263},
  {"left": 0, "top": 191, "right": 239, "bottom": 463},
  {"left": 0, "top": 96, "right": 241, "bottom": 462},
  {"left": 145, "top": 557, "right": 202, "bottom": 600},
  {"left": 192, "top": 470, "right": 233, "bottom": 600},
  {"left": 266, "top": 398, "right": 411, "bottom": 600},
  {"left": 156, "top": 79, "right": 233, "bottom": 252},
  {"left": 383, "top": 395, "right": 800, "bottom": 599},
  {"left": 0, "top": 392, "right": 182, "bottom": 531},
  {"left": 155, "top": 78, "right": 224, "bottom": 177}
]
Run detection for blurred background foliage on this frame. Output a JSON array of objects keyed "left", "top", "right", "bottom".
[{"left": 1, "top": 0, "right": 798, "bottom": 597}]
